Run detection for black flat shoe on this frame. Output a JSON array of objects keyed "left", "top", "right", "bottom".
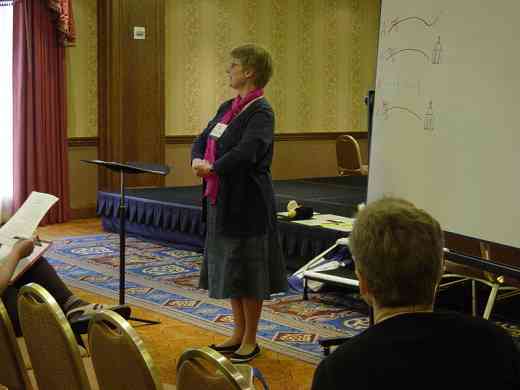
[
  {"left": 230, "top": 344, "right": 261, "bottom": 363},
  {"left": 209, "top": 343, "right": 241, "bottom": 353}
]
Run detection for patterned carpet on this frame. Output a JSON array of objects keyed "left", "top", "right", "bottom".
[{"left": 46, "top": 234, "right": 369, "bottom": 364}]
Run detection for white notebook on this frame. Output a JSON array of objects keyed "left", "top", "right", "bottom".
[{"left": 0, "top": 192, "right": 58, "bottom": 283}]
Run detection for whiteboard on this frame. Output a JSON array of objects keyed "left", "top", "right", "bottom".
[{"left": 368, "top": 0, "right": 520, "bottom": 248}]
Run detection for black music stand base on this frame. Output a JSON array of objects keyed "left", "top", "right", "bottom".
[
  {"left": 118, "top": 199, "right": 160, "bottom": 326},
  {"left": 83, "top": 160, "right": 171, "bottom": 327}
]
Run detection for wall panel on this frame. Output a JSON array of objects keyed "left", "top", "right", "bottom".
[{"left": 165, "top": 0, "right": 381, "bottom": 135}]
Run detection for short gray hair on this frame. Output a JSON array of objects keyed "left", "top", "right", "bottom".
[
  {"left": 349, "top": 197, "right": 444, "bottom": 307},
  {"left": 231, "top": 44, "right": 273, "bottom": 88}
]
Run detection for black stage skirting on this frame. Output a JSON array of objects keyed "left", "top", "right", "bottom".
[{"left": 97, "top": 176, "right": 367, "bottom": 270}]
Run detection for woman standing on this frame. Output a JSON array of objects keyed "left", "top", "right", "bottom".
[{"left": 191, "top": 44, "right": 287, "bottom": 363}]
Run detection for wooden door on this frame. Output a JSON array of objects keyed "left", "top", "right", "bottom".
[{"left": 98, "top": 0, "right": 165, "bottom": 190}]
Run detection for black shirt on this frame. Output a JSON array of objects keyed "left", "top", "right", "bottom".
[
  {"left": 191, "top": 98, "right": 278, "bottom": 237},
  {"left": 312, "top": 312, "right": 520, "bottom": 389}
]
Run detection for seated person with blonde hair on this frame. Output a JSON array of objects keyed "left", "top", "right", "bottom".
[
  {"left": 312, "top": 197, "right": 520, "bottom": 389},
  {"left": 1, "top": 238, "right": 130, "bottom": 335}
]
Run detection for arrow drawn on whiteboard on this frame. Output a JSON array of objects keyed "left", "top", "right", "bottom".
[
  {"left": 386, "top": 48, "right": 431, "bottom": 63},
  {"left": 381, "top": 101, "right": 422, "bottom": 120},
  {"left": 381, "top": 100, "right": 435, "bottom": 131},
  {"left": 385, "top": 37, "right": 442, "bottom": 64},
  {"left": 387, "top": 15, "right": 440, "bottom": 34}
]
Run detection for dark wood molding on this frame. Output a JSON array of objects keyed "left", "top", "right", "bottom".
[
  {"left": 67, "top": 132, "right": 367, "bottom": 147},
  {"left": 70, "top": 206, "right": 98, "bottom": 220},
  {"left": 275, "top": 131, "right": 368, "bottom": 142},
  {"left": 165, "top": 131, "right": 368, "bottom": 145},
  {"left": 68, "top": 137, "right": 99, "bottom": 147},
  {"left": 165, "top": 135, "right": 197, "bottom": 145}
]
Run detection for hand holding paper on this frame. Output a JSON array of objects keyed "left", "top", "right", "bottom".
[
  {"left": 0, "top": 191, "right": 58, "bottom": 283},
  {"left": 12, "top": 239, "right": 36, "bottom": 260}
]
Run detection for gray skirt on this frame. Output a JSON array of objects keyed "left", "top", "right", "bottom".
[{"left": 199, "top": 200, "right": 288, "bottom": 300}]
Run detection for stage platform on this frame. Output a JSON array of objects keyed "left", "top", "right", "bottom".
[{"left": 97, "top": 176, "right": 367, "bottom": 270}]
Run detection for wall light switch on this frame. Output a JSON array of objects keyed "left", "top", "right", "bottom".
[{"left": 133, "top": 26, "right": 146, "bottom": 40}]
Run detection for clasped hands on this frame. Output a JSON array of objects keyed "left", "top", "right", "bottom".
[{"left": 192, "top": 158, "right": 214, "bottom": 178}]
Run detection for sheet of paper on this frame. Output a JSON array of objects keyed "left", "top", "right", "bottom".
[
  {"left": 0, "top": 237, "right": 20, "bottom": 247},
  {"left": 285, "top": 214, "right": 356, "bottom": 231},
  {"left": 292, "top": 219, "right": 323, "bottom": 226},
  {"left": 0, "top": 245, "right": 11, "bottom": 260},
  {"left": 0, "top": 192, "right": 59, "bottom": 240},
  {"left": 277, "top": 211, "right": 320, "bottom": 218},
  {"left": 277, "top": 212, "right": 355, "bottom": 232},
  {"left": 319, "top": 222, "right": 354, "bottom": 232},
  {"left": 313, "top": 214, "right": 356, "bottom": 224},
  {"left": 315, "top": 215, "right": 355, "bottom": 232}
]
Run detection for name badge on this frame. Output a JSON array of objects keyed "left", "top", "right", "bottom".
[{"left": 210, "top": 123, "right": 228, "bottom": 139}]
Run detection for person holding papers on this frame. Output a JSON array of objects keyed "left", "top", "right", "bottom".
[
  {"left": 0, "top": 238, "right": 131, "bottom": 336},
  {"left": 191, "top": 44, "right": 287, "bottom": 362}
]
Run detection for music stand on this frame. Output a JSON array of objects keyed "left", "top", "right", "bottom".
[{"left": 82, "top": 159, "right": 171, "bottom": 325}]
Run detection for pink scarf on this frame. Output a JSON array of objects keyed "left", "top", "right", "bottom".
[{"left": 204, "top": 88, "right": 264, "bottom": 204}]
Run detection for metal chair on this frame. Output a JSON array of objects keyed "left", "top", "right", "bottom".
[
  {"left": 336, "top": 135, "right": 368, "bottom": 176},
  {"left": 440, "top": 242, "right": 520, "bottom": 319},
  {"left": 0, "top": 301, "right": 35, "bottom": 389},
  {"left": 176, "top": 347, "right": 264, "bottom": 390},
  {"left": 88, "top": 310, "right": 175, "bottom": 390},
  {"left": 17, "top": 283, "right": 97, "bottom": 390}
]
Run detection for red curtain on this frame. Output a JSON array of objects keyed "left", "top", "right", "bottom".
[
  {"left": 47, "top": 0, "right": 75, "bottom": 45},
  {"left": 12, "top": 0, "right": 72, "bottom": 224}
]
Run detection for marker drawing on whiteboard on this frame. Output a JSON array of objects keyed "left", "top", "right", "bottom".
[
  {"left": 424, "top": 101, "right": 434, "bottom": 131},
  {"left": 380, "top": 100, "right": 435, "bottom": 132},
  {"left": 432, "top": 36, "right": 442, "bottom": 64},
  {"left": 386, "top": 15, "right": 440, "bottom": 34}
]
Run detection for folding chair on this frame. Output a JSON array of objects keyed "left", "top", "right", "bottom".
[
  {"left": 300, "top": 240, "right": 358, "bottom": 300},
  {"left": 291, "top": 238, "right": 373, "bottom": 355},
  {"left": 440, "top": 242, "right": 520, "bottom": 319}
]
